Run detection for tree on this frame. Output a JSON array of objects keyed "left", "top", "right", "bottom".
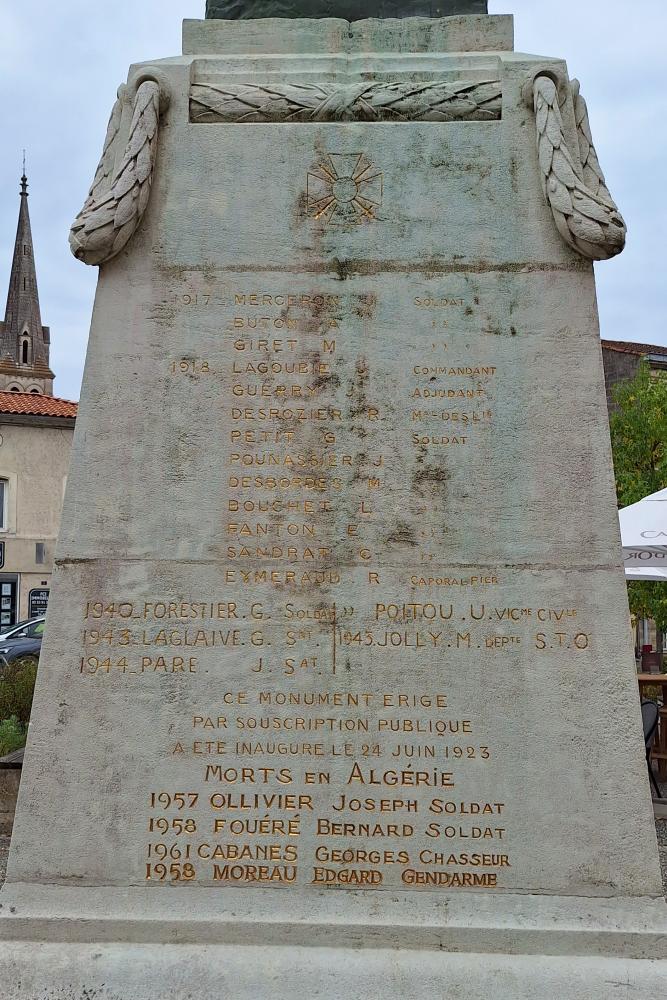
[
  {"left": 609, "top": 362, "right": 667, "bottom": 659},
  {"left": 610, "top": 362, "right": 667, "bottom": 506}
]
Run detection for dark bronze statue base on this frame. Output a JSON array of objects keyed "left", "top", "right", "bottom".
[{"left": 206, "top": 0, "right": 487, "bottom": 19}]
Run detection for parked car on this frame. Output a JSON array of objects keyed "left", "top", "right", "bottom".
[
  {"left": 0, "top": 637, "right": 41, "bottom": 666},
  {"left": 0, "top": 621, "right": 44, "bottom": 661},
  {"left": 0, "top": 617, "right": 45, "bottom": 644}
]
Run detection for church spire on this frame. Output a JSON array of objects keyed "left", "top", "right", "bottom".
[
  {"left": 0, "top": 166, "right": 54, "bottom": 395},
  {"left": 4, "top": 167, "right": 43, "bottom": 338}
]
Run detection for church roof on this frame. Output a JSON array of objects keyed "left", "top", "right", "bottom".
[{"left": 0, "top": 391, "right": 77, "bottom": 419}]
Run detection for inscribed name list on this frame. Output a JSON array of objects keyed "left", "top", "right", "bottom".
[{"left": 77, "top": 272, "right": 599, "bottom": 894}]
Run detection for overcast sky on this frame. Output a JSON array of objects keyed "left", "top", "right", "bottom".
[{"left": 0, "top": 1, "right": 665, "bottom": 400}]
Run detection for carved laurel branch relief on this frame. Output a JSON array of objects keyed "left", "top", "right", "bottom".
[
  {"left": 189, "top": 79, "right": 502, "bottom": 123},
  {"left": 69, "top": 80, "right": 163, "bottom": 266},
  {"left": 531, "top": 74, "right": 626, "bottom": 260}
]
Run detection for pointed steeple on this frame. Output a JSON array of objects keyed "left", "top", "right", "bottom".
[{"left": 0, "top": 165, "right": 54, "bottom": 395}]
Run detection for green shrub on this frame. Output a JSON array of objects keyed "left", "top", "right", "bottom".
[
  {"left": 0, "top": 715, "right": 27, "bottom": 756},
  {"left": 0, "top": 656, "right": 38, "bottom": 725}
]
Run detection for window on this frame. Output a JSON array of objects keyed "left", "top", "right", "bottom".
[
  {"left": 647, "top": 355, "right": 667, "bottom": 376},
  {"left": 29, "top": 388, "right": 39, "bottom": 394},
  {"left": 35, "top": 542, "right": 45, "bottom": 564},
  {"left": 21, "top": 339, "right": 29, "bottom": 364},
  {"left": 0, "top": 480, "right": 7, "bottom": 531}
]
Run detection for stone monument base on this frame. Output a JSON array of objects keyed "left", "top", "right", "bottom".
[
  {"left": 1, "top": 10, "right": 666, "bottom": 997},
  {"left": 1, "top": 885, "right": 666, "bottom": 997}
]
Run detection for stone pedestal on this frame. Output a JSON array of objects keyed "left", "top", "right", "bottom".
[{"left": 1, "top": 13, "right": 665, "bottom": 997}]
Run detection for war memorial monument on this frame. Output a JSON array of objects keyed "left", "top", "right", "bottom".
[{"left": 0, "top": 0, "right": 665, "bottom": 995}]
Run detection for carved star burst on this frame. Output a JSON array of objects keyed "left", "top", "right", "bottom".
[{"left": 307, "top": 153, "right": 383, "bottom": 226}]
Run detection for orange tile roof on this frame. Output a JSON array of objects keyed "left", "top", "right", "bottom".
[
  {"left": 602, "top": 339, "right": 667, "bottom": 357},
  {"left": 0, "top": 392, "right": 77, "bottom": 418}
]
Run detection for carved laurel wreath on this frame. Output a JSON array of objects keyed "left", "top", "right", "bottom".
[
  {"left": 69, "top": 81, "right": 162, "bottom": 266},
  {"left": 190, "top": 79, "right": 502, "bottom": 123},
  {"left": 70, "top": 73, "right": 625, "bottom": 266},
  {"left": 530, "top": 74, "right": 626, "bottom": 260}
]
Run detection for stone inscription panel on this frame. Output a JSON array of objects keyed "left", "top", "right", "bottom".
[
  {"left": 69, "top": 558, "right": 601, "bottom": 894},
  {"left": 37, "top": 266, "right": 624, "bottom": 897},
  {"left": 66, "top": 267, "right": 613, "bottom": 566}
]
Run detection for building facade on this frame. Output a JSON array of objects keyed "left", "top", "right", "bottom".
[
  {"left": 0, "top": 175, "right": 77, "bottom": 624},
  {"left": 0, "top": 393, "right": 76, "bottom": 623},
  {"left": 601, "top": 339, "right": 667, "bottom": 410}
]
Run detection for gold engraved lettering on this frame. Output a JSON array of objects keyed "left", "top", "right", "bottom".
[
  {"left": 312, "top": 867, "right": 383, "bottom": 886},
  {"left": 424, "top": 823, "right": 506, "bottom": 840},
  {"left": 346, "top": 764, "right": 454, "bottom": 788},
  {"left": 213, "top": 863, "right": 297, "bottom": 883},
  {"left": 233, "top": 292, "right": 340, "bottom": 309},
  {"left": 330, "top": 795, "right": 418, "bottom": 813},
  {"left": 401, "top": 870, "right": 498, "bottom": 888},
  {"left": 413, "top": 297, "right": 465, "bottom": 309},
  {"left": 316, "top": 819, "right": 414, "bottom": 838}
]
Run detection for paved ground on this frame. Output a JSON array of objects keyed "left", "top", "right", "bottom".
[{"left": 1, "top": 828, "right": 666, "bottom": 894}]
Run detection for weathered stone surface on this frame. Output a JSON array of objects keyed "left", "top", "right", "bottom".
[
  {"left": 0, "top": 770, "right": 19, "bottom": 838},
  {"left": 1, "top": 12, "right": 665, "bottom": 998},
  {"left": 184, "top": 13, "right": 513, "bottom": 52}
]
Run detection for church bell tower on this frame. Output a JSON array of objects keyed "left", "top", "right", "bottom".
[{"left": 0, "top": 171, "right": 54, "bottom": 395}]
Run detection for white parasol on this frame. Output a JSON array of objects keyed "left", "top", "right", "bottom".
[{"left": 619, "top": 487, "right": 667, "bottom": 581}]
